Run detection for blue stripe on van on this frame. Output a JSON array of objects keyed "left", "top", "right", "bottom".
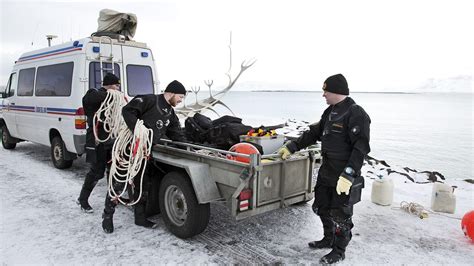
[
  {"left": 46, "top": 107, "right": 76, "bottom": 116},
  {"left": 1, "top": 105, "right": 77, "bottom": 116},
  {"left": 18, "top": 44, "right": 83, "bottom": 62},
  {"left": 9, "top": 105, "right": 36, "bottom": 112},
  {"left": 46, "top": 107, "right": 76, "bottom": 113}
]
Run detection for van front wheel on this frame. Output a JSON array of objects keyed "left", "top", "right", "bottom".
[
  {"left": 51, "top": 136, "right": 73, "bottom": 169},
  {"left": 1, "top": 125, "right": 16, "bottom": 150},
  {"left": 159, "top": 171, "right": 210, "bottom": 239}
]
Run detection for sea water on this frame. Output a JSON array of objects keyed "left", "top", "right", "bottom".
[{"left": 184, "top": 91, "right": 473, "bottom": 180}]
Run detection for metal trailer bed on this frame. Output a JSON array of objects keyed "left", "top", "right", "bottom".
[{"left": 148, "top": 139, "right": 321, "bottom": 238}]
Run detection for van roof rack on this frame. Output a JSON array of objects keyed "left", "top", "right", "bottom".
[
  {"left": 89, "top": 35, "right": 147, "bottom": 48},
  {"left": 91, "top": 31, "right": 128, "bottom": 41}
]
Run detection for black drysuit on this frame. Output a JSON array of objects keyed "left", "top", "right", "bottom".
[
  {"left": 286, "top": 97, "right": 371, "bottom": 255},
  {"left": 78, "top": 87, "right": 113, "bottom": 206},
  {"left": 103, "top": 94, "right": 185, "bottom": 224}
]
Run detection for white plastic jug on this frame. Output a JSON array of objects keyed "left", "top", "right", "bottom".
[
  {"left": 371, "top": 177, "right": 394, "bottom": 206},
  {"left": 431, "top": 183, "right": 456, "bottom": 214}
]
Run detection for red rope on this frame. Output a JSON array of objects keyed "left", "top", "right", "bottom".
[{"left": 132, "top": 138, "right": 140, "bottom": 157}]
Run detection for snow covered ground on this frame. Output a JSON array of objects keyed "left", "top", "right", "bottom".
[{"left": 1, "top": 142, "right": 473, "bottom": 264}]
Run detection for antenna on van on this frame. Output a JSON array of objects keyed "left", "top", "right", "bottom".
[
  {"left": 46, "top": 35, "right": 58, "bottom": 47},
  {"left": 31, "top": 23, "right": 40, "bottom": 46}
]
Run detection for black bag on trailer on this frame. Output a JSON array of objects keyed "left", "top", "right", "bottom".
[
  {"left": 193, "top": 113, "right": 212, "bottom": 130},
  {"left": 207, "top": 122, "right": 252, "bottom": 150},
  {"left": 184, "top": 113, "right": 213, "bottom": 143},
  {"left": 184, "top": 117, "right": 206, "bottom": 143},
  {"left": 212, "top": 115, "right": 242, "bottom": 126}
]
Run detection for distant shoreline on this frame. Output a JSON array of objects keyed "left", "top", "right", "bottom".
[
  {"left": 248, "top": 90, "right": 418, "bottom": 94},
  {"left": 245, "top": 90, "right": 472, "bottom": 94}
]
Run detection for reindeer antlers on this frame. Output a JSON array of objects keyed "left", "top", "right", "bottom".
[
  {"left": 218, "top": 57, "right": 257, "bottom": 97},
  {"left": 204, "top": 80, "right": 214, "bottom": 98},
  {"left": 241, "top": 58, "right": 257, "bottom": 70},
  {"left": 175, "top": 32, "right": 257, "bottom": 118},
  {"left": 191, "top": 86, "right": 201, "bottom": 104}
]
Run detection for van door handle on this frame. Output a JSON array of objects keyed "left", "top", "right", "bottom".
[{"left": 10, "top": 102, "right": 15, "bottom": 105}]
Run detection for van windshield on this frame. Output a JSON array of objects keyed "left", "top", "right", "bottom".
[{"left": 126, "top": 65, "right": 154, "bottom": 97}]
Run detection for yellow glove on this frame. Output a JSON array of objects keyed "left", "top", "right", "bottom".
[
  {"left": 277, "top": 146, "right": 291, "bottom": 160},
  {"left": 336, "top": 176, "right": 352, "bottom": 195}
]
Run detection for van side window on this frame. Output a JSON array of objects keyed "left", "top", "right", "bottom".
[
  {"left": 35, "top": 62, "right": 74, "bottom": 97},
  {"left": 127, "top": 65, "right": 154, "bottom": 96},
  {"left": 18, "top": 68, "right": 35, "bottom": 96},
  {"left": 89, "top": 62, "right": 120, "bottom": 89}
]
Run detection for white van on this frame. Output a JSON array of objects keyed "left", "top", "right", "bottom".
[{"left": 0, "top": 34, "right": 159, "bottom": 169}]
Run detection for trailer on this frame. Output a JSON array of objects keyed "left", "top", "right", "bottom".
[{"left": 148, "top": 139, "right": 321, "bottom": 238}]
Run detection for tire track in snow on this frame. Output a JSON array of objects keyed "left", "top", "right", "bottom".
[
  {"left": 189, "top": 203, "right": 316, "bottom": 264},
  {"left": 194, "top": 222, "right": 281, "bottom": 264}
]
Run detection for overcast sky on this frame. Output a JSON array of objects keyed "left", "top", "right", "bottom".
[{"left": 0, "top": 0, "right": 472, "bottom": 91}]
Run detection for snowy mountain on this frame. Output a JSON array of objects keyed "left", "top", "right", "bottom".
[
  {"left": 233, "top": 81, "right": 315, "bottom": 92},
  {"left": 413, "top": 75, "right": 472, "bottom": 93},
  {"left": 228, "top": 76, "right": 473, "bottom": 93}
]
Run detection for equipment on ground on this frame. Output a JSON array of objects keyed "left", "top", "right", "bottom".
[
  {"left": 431, "top": 183, "right": 456, "bottom": 214},
  {"left": 398, "top": 201, "right": 429, "bottom": 219},
  {"left": 461, "top": 210, "right": 474, "bottom": 241},
  {"left": 371, "top": 176, "right": 394, "bottom": 206}
]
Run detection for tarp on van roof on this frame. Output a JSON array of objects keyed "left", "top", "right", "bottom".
[{"left": 97, "top": 9, "right": 137, "bottom": 40}]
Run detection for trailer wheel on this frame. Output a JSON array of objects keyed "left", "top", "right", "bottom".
[
  {"left": 1, "top": 125, "right": 16, "bottom": 150},
  {"left": 159, "top": 171, "right": 210, "bottom": 239},
  {"left": 51, "top": 136, "right": 73, "bottom": 169}
]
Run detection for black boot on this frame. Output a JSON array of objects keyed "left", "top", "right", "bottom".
[
  {"left": 134, "top": 203, "right": 156, "bottom": 228},
  {"left": 76, "top": 199, "right": 93, "bottom": 213},
  {"left": 102, "top": 193, "right": 117, "bottom": 233},
  {"left": 319, "top": 249, "right": 345, "bottom": 264},
  {"left": 319, "top": 218, "right": 352, "bottom": 264},
  {"left": 308, "top": 237, "right": 333, "bottom": 249},
  {"left": 308, "top": 216, "right": 334, "bottom": 249},
  {"left": 102, "top": 212, "right": 114, "bottom": 233},
  {"left": 77, "top": 174, "right": 98, "bottom": 213}
]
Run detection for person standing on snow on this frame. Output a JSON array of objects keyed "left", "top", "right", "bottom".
[
  {"left": 77, "top": 73, "right": 121, "bottom": 213},
  {"left": 102, "top": 80, "right": 187, "bottom": 233},
  {"left": 278, "top": 74, "right": 371, "bottom": 264}
]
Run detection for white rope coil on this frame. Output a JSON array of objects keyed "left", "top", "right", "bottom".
[
  {"left": 399, "top": 201, "right": 429, "bottom": 219},
  {"left": 93, "top": 90, "right": 127, "bottom": 143},
  {"left": 90, "top": 90, "right": 153, "bottom": 206},
  {"left": 391, "top": 201, "right": 462, "bottom": 220},
  {"left": 108, "top": 120, "right": 153, "bottom": 206}
]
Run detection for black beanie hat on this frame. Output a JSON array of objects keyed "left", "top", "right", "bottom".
[
  {"left": 102, "top": 73, "right": 120, "bottom": 86},
  {"left": 165, "top": 80, "right": 187, "bottom": 95},
  {"left": 323, "top": 74, "right": 349, "bottom": 95}
]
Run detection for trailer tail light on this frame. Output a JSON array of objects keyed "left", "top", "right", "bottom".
[
  {"left": 239, "top": 189, "right": 252, "bottom": 211},
  {"left": 239, "top": 189, "right": 252, "bottom": 201},
  {"left": 75, "top": 107, "right": 87, "bottom": 129}
]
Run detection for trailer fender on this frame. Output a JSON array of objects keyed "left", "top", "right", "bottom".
[{"left": 152, "top": 151, "right": 222, "bottom": 203}]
